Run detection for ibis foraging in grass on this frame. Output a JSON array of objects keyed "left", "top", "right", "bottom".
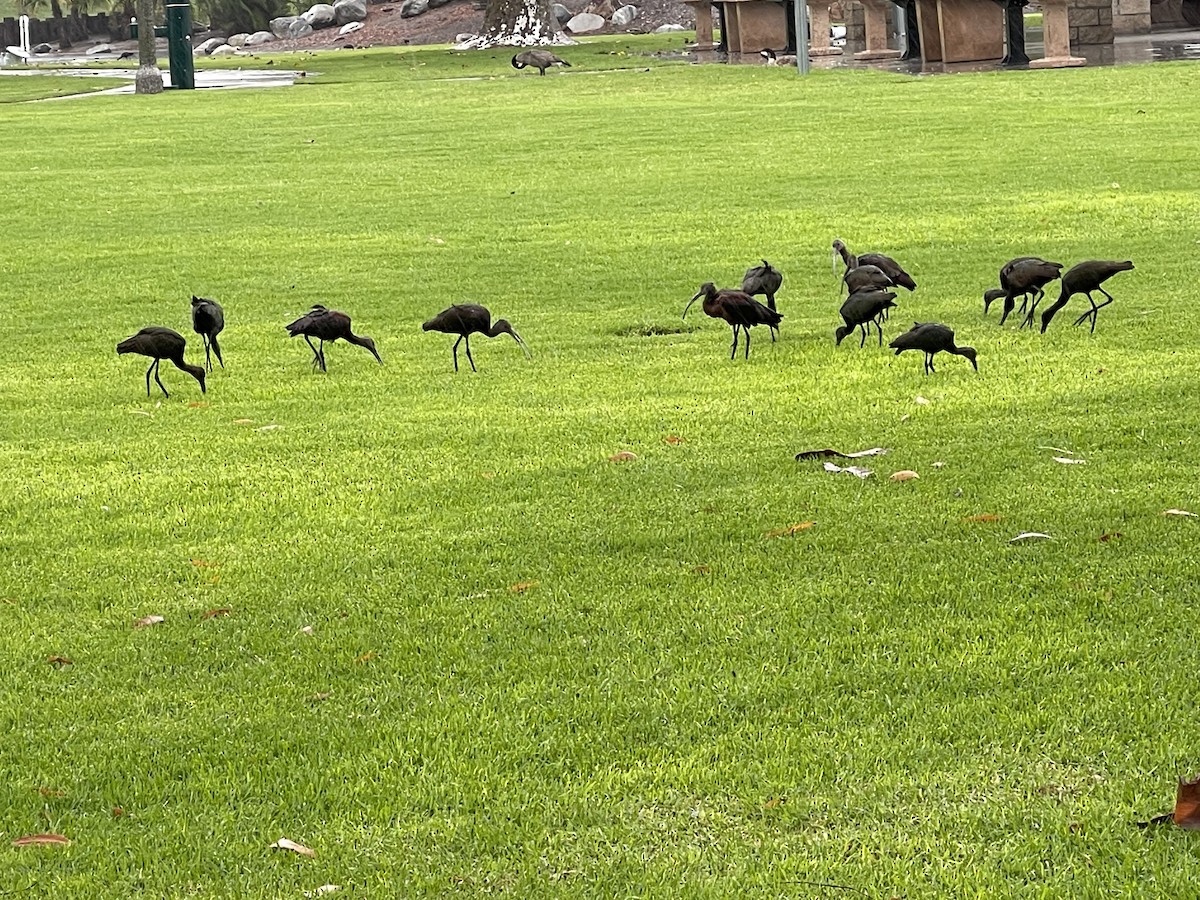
[
  {"left": 285, "top": 305, "right": 382, "bottom": 372},
  {"left": 983, "top": 257, "right": 1063, "bottom": 326},
  {"left": 422, "top": 303, "right": 530, "bottom": 372},
  {"left": 190, "top": 295, "right": 225, "bottom": 372},
  {"left": 511, "top": 49, "right": 571, "bottom": 75},
  {"left": 833, "top": 239, "right": 916, "bottom": 291},
  {"left": 889, "top": 322, "right": 977, "bottom": 375},
  {"left": 117, "top": 326, "right": 206, "bottom": 398},
  {"left": 1039, "top": 259, "right": 1135, "bottom": 334},
  {"left": 683, "top": 282, "right": 783, "bottom": 360},
  {"left": 835, "top": 288, "right": 897, "bottom": 348}
]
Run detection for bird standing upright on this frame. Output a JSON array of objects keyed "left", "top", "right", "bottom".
[
  {"left": 422, "top": 303, "right": 530, "bottom": 372},
  {"left": 117, "top": 326, "right": 206, "bottom": 398},
  {"left": 741, "top": 259, "right": 783, "bottom": 340},
  {"left": 190, "top": 295, "right": 225, "bottom": 372},
  {"left": 511, "top": 49, "right": 571, "bottom": 75},
  {"left": 889, "top": 322, "right": 978, "bottom": 375},
  {"left": 835, "top": 288, "right": 897, "bottom": 347},
  {"left": 1039, "top": 260, "right": 1135, "bottom": 334},
  {"left": 683, "top": 282, "right": 783, "bottom": 360},
  {"left": 285, "top": 305, "right": 382, "bottom": 372}
]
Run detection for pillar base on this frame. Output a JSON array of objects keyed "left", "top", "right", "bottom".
[
  {"left": 854, "top": 48, "right": 902, "bottom": 59},
  {"left": 810, "top": 46, "right": 843, "bottom": 56},
  {"left": 1029, "top": 55, "right": 1086, "bottom": 68}
]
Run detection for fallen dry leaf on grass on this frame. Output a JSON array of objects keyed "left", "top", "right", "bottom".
[
  {"left": 257, "top": 424, "right": 284, "bottom": 433},
  {"left": 608, "top": 451, "right": 637, "bottom": 462},
  {"left": 914, "top": 396, "right": 930, "bottom": 406},
  {"left": 111, "top": 807, "right": 124, "bottom": 818},
  {"left": 355, "top": 651, "right": 377, "bottom": 664},
  {"left": 794, "top": 446, "right": 888, "bottom": 461},
  {"left": 187, "top": 401, "right": 209, "bottom": 408},
  {"left": 1098, "top": 532, "right": 1122, "bottom": 543},
  {"left": 1053, "top": 457, "right": 1087, "bottom": 465},
  {"left": 890, "top": 470, "right": 919, "bottom": 482},
  {"left": 823, "top": 462, "right": 874, "bottom": 479},
  {"left": 47, "top": 655, "right": 73, "bottom": 666},
  {"left": 765, "top": 522, "right": 815, "bottom": 538},
  {"left": 964, "top": 514, "right": 1002, "bottom": 523},
  {"left": 304, "top": 886, "right": 341, "bottom": 898},
  {"left": 232, "top": 418, "right": 254, "bottom": 425},
  {"left": 764, "top": 797, "right": 786, "bottom": 809},
  {"left": 299, "top": 625, "right": 314, "bottom": 636},
  {"left": 270, "top": 837, "right": 315, "bottom": 858},
  {"left": 510, "top": 581, "right": 539, "bottom": 593},
  {"left": 133, "top": 615, "right": 164, "bottom": 629},
  {"left": 663, "top": 435, "right": 685, "bottom": 445},
  {"left": 308, "top": 692, "right": 331, "bottom": 703},
  {"left": 37, "top": 787, "right": 66, "bottom": 798},
  {"left": 190, "top": 559, "right": 219, "bottom": 568},
  {"left": 1010, "top": 532, "right": 1053, "bottom": 543},
  {"left": 1175, "top": 775, "right": 1200, "bottom": 829},
  {"left": 12, "top": 834, "right": 70, "bottom": 847},
  {"left": 931, "top": 461, "right": 946, "bottom": 468},
  {"left": 1163, "top": 509, "right": 1198, "bottom": 518},
  {"left": 691, "top": 565, "right": 711, "bottom": 575},
  {"left": 201, "top": 608, "right": 231, "bottom": 620}
]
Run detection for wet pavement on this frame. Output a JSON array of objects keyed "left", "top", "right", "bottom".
[{"left": 0, "top": 64, "right": 307, "bottom": 98}]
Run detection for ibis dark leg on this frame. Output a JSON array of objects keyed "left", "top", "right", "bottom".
[
  {"left": 859, "top": 323, "right": 868, "bottom": 349},
  {"left": 744, "top": 327, "right": 751, "bottom": 360},
  {"left": 452, "top": 336, "right": 462, "bottom": 372},
  {"left": 304, "top": 336, "right": 321, "bottom": 368},
  {"left": 464, "top": 335, "right": 477, "bottom": 372},
  {"left": 729, "top": 326, "right": 739, "bottom": 360},
  {"left": 318, "top": 340, "right": 328, "bottom": 373},
  {"left": 144, "top": 362, "right": 154, "bottom": 397},
  {"left": 210, "top": 334, "right": 223, "bottom": 370},
  {"left": 201, "top": 336, "right": 212, "bottom": 372},
  {"left": 152, "top": 359, "right": 169, "bottom": 397}
]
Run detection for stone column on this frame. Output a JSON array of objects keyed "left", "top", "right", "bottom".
[
  {"left": 1030, "top": 0, "right": 1086, "bottom": 67},
  {"left": 1112, "top": 0, "right": 1150, "bottom": 34},
  {"left": 684, "top": 0, "right": 716, "bottom": 49},
  {"left": 854, "top": 0, "right": 901, "bottom": 59},
  {"left": 807, "top": 1, "right": 843, "bottom": 54}
]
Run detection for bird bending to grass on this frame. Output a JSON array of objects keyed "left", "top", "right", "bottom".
[
  {"left": 117, "top": 326, "right": 206, "bottom": 398},
  {"left": 511, "top": 49, "right": 571, "bottom": 75},
  {"left": 889, "top": 322, "right": 977, "bottom": 375},
  {"left": 1039, "top": 259, "right": 1134, "bottom": 334},
  {"left": 190, "top": 295, "right": 225, "bottom": 372},
  {"left": 285, "top": 305, "right": 382, "bottom": 372},
  {"left": 422, "top": 304, "right": 530, "bottom": 372}
]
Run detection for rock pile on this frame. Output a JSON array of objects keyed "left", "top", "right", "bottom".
[{"left": 192, "top": 0, "right": 367, "bottom": 55}]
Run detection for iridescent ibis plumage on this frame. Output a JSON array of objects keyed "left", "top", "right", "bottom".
[
  {"left": 835, "top": 288, "right": 897, "bottom": 347},
  {"left": 190, "top": 294, "right": 225, "bottom": 372},
  {"left": 889, "top": 322, "right": 977, "bottom": 375},
  {"left": 285, "top": 305, "right": 382, "bottom": 372},
  {"left": 833, "top": 239, "right": 916, "bottom": 291},
  {"left": 511, "top": 49, "right": 571, "bottom": 75},
  {"left": 116, "top": 326, "right": 206, "bottom": 398},
  {"left": 1039, "top": 260, "right": 1135, "bottom": 334},
  {"left": 422, "top": 303, "right": 530, "bottom": 372},
  {"left": 683, "top": 282, "right": 783, "bottom": 360}
]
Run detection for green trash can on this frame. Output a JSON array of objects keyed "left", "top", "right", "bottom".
[
  {"left": 165, "top": 2, "right": 194, "bottom": 89},
  {"left": 129, "top": 19, "right": 168, "bottom": 38}
]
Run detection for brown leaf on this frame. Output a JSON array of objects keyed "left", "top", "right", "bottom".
[
  {"left": 190, "top": 558, "right": 219, "bottom": 568},
  {"left": 354, "top": 651, "right": 377, "bottom": 664},
  {"left": 510, "top": 580, "right": 539, "bottom": 594},
  {"left": 1176, "top": 774, "right": 1200, "bottom": 829},
  {"left": 201, "top": 608, "right": 231, "bottom": 620},
  {"left": 308, "top": 692, "right": 331, "bottom": 703},
  {"left": 133, "top": 614, "right": 164, "bottom": 629},
  {"left": 890, "top": 470, "right": 919, "bottom": 482},
  {"left": 12, "top": 833, "right": 70, "bottom": 847},
  {"left": 1098, "top": 532, "right": 1122, "bottom": 543},
  {"left": 765, "top": 522, "right": 815, "bottom": 538},
  {"left": 270, "top": 837, "right": 315, "bottom": 858},
  {"left": 964, "top": 514, "right": 1002, "bottom": 523},
  {"left": 764, "top": 796, "right": 786, "bottom": 809},
  {"left": 47, "top": 655, "right": 73, "bottom": 666},
  {"left": 187, "top": 401, "right": 209, "bottom": 408},
  {"left": 691, "top": 564, "right": 711, "bottom": 575},
  {"left": 37, "top": 787, "right": 66, "bottom": 798},
  {"left": 608, "top": 451, "right": 637, "bottom": 462},
  {"left": 663, "top": 435, "right": 685, "bottom": 445},
  {"left": 111, "top": 807, "right": 125, "bottom": 818}
]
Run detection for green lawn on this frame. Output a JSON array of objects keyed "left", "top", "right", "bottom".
[
  {"left": 1, "top": 37, "right": 1198, "bottom": 897},
  {"left": 0, "top": 73, "right": 125, "bottom": 101}
]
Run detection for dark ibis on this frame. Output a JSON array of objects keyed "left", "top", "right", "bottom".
[
  {"left": 889, "top": 322, "right": 977, "bottom": 375},
  {"left": 285, "top": 305, "right": 382, "bottom": 372},
  {"left": 422, "top": 303, "right": 530, "bottom": 372},
  {"left": 983, "top": 257, "right": 1063, "bottom": 326},
  {"left": 835, "top": 288, "right": 896, "bottom": 348},
  {"left": 683, "top": 282, "right": 782, "bottom": 360},
  {"left": 741, "top": 259, "right": 783, "bottom": 340},
  {"left": 1039, "top": 260, "right": 1135, "bottom": 334},
  {"left": 833, "top": 239, "right": 916, "bottom": 290},
  {"left": 117, "top": 326, "right": 206, "bottom": 398},
  {"left": 511, "top": 49, "right": 571, "bottom": 75},
  {"left": 190, "top": 295, "right": 225, "bottom": 372},
  {"left": 843, "top": 264, "right": 896, "bottom": 297}
]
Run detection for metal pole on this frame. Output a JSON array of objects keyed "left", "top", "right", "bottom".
[{"left": 793, "top": 0, "right": 810, "bottom": 74}]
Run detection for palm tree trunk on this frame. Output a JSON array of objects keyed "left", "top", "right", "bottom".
[
  {"left": 134, "top": 0, "right": 163, "bottom": 93},
  {"left": 460, "top": 0, "right": 570, "bottom": 48},
  {"left": 50, "top": 0, "right": 72, "bottom": 50}
]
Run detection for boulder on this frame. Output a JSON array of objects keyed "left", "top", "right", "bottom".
[
  {"left": 227, "top": 32, "right": 250, "bottom": 46},
  {"left": 32, "top": 42, "right": 53, "bottom": 53},
  {"left": 88, "top": 43, "right": 114, "bottom": 54},
  {"left": 454, "top": 32, "right": 476, "bottom": 42},
  {"left": 566, "top": 12, "right": 604, "bottom": 32},
  {"left": 551, "top": 3, "right": 571, "bottom": 24},
  {"left": 338, "top": 20, "right": 364, "bottom": 34},
  {"left": 334, "top": 0, "right": 368, "bottom": 24},
  {"left": 269, "top": 15, "right": 313, "bottom": 39},
  {"left": 611, "top": 4, "right": 637, "bottom": 24},
  {"left": 302, "top": 3, "right": 337, "bottom": 27},
  {"left": 653, "top": 22, "right": 685, "bottom": 31},
  {"left": 429, "top": 0, "right": 453, "bottom": 7},
  {"left": 210, "top": 44, "right": 238, "bottom": 55},
  {"left": 400, "top": 0, "right": 428, "bottom": 16},
  {"left": 245, "top": 30, "right": 275, "bottom": 45},
  {"left": 194, "top": 37, "right": 226, "bottom": 54}
]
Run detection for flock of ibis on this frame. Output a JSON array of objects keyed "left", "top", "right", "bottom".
[{"left": 114, "top": 243, "right": 1136, "bottom": 397}]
